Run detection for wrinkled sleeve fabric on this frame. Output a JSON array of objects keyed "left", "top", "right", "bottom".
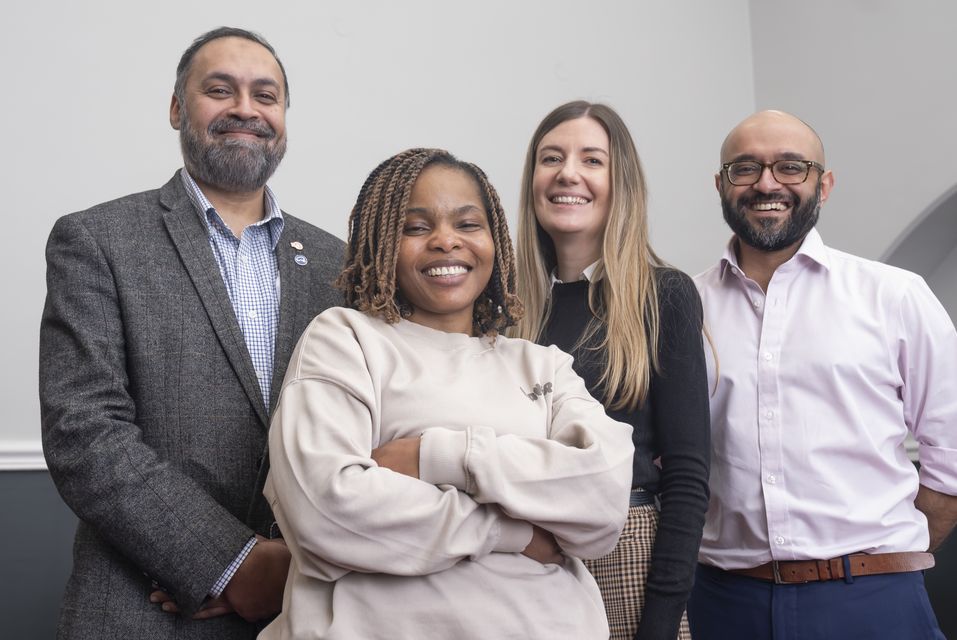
[
  {"left": 39, "top": 214, "right": 252, "bottom": 615},
  {"left": 265, "top": 313, "right": 533, "bottom": 582},
  {"left": 418, "top": 347, "right": 634, "bottom": 560},
  {"left": 897, "top": 276, "right": 957, "bottom": 495},
  {"left": 638, "top": 271, "right": 712, "bottom": 640}
]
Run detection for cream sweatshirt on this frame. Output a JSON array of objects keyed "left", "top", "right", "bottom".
[{"left": 260, "top": 307, "right": 634, "bottom": 639}]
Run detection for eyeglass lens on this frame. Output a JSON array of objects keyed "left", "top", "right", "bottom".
[{"left": 727, "top": 160, "right": 811, "bottom": 185}]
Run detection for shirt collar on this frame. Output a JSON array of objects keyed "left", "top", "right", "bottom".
[
  {"left": 719, "top": 227, "right": 830, "bottom": 279},
  {"left": 795, "top": 227, "right": 830, "bottom": 270},
  {"left": 179, "top": 169, "right": 284, "bottom": 249},
  {"left": 550, "top": 260, "right": 600, "bottom": 285}
]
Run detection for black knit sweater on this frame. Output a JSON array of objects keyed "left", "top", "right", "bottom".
[{"left": 541, "top": 267, "right": 711, "bottom": 640}]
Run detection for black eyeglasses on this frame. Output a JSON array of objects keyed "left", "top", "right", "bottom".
[{"left": 721, "top": 159, "right": 824, "bottom": 186}]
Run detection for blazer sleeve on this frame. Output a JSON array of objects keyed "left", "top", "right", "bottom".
[
  {"left": 39, "top": 214, "right": 254, "bottom": 616},
  {"left": 418, "top": 348, "right": 635, "bottom": 560},
  {"left": 264, "top": 313, "right": 533, "bottom": 582}
]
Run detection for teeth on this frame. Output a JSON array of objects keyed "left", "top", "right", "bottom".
[
  {"left": 551, "top": 195, "right": 589, "bottom": 205},
  {"left": 426, "top": 265, "right": 468, "bottom": 277},
  {"left": 753, "top": 202, "right": 787, "bottom": 211}
]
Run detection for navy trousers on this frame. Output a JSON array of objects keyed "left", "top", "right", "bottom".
[{"left": 687, "top": 563, "right": 945, "bottom": 640}]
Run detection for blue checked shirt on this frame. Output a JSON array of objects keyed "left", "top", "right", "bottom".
[
  {"left": 180, "top": 170, "right": 284, "bottom": 598},
  {"left": 180, "top": 170, "right": 283, "bottom": 406}
]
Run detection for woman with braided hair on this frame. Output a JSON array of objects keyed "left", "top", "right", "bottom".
[
  {"left": 512, "top": 102, "right": 711, "bottom": 640},
  {"left": 260, "top": 148, "right": 634, "bottom": 639}
]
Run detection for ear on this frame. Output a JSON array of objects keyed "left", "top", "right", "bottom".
[
  {"left": 714, "top": 172, "right": 723, "bottom": 195},
  {"left": 819, "top": 169, "right": 835, "bottom": 204},
  {"left": 169, "top": 94, "right": 182, "bottom": 130}
]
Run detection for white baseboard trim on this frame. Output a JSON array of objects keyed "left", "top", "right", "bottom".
[
  {"left": 0, "top": 443, "right": 47, "bottom": 471},
  {"left": 0, "top": 439, "right": 923, "bottom": 470}
]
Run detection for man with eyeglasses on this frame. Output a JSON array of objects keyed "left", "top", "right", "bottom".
[{"left": 688, "top": 110, "right": 957, "bottom": 639}]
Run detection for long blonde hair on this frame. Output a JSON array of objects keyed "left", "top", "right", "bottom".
[{"left": 513, "top": 101, "right": 660, "bottom": 411}]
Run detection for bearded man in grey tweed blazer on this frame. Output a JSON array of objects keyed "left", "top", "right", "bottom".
[{"left": 39, "top": 27, "right": 344, "bottom": 639}]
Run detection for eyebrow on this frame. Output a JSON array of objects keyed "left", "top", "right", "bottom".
[
  {"left": 201, "top": 72, "right": 281, "bottom": 90},
  {"left": 406, "top": 204, "right": 485, "bottom": 216},
  {"left": 538, "top": 144, "right": 609, "bottom": 156},
  {"left": 730, "top": 151, "right": 808, "bottom": 162}
]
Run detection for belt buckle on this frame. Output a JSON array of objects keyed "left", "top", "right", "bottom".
[
  {"left": 772, "top": 561, "right": 784, "bottom": 584},
  {"left": 772, "top": 560, "right": 811, "bottom": 584}
]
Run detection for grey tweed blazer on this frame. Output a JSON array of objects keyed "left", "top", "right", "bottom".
[{"left": 39, "top": 172, "right": 345, "bottom": 639}]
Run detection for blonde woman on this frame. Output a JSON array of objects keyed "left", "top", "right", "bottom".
[{"left": 514, "top": 102, "right": 710, "bottom": 640}]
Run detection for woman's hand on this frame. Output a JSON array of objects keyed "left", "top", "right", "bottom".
[
  {"left": 371, "top": 436, "right": 421, "bottom": 479},
  {"left": 521, "top": 525, "right": 564, "bottom": 565}
]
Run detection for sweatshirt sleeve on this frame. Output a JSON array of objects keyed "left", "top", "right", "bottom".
[
  {"left": 419, "top": 347, "right": 634, "bottom": 560},
  {"left": 264, "top": 312, "right": 532, "bottom": 582}
]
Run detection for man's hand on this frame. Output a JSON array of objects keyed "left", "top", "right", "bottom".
[
  {"left": 222, "top": 535, "right": 291, "bottom": 622},
  {"left": 371, "top": 436, "right": 421, "bottom": 479},
  {"left": 916, "top": 484, "right": 957, "bottom": 552},
  {"left": 149, "top": 588, "right": 182, "bottom": 615},
  {"left": 193, "top": 595, "right": 235, "bottom": 619},
  {"left": 150, "top": 590, "right": 236, "bottom": 619},
  {"left": 149, "top": 535, "right": 290, "bottom": 621},
  {"left": 521, "top": 525, "right": 563, "bottom": 565}
]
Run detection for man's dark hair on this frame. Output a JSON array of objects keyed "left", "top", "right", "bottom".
[{"left": 174, "top": 27, "right": 290, "bottom": 107}]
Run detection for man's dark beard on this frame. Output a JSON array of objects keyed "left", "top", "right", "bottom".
[
  {"left": 721, "top": 180, "right": 821, "bottom": 252},
  {"left": 179, "top": 108, "right": 286, "bottom": 192}
]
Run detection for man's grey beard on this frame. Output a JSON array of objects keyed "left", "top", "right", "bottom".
[
  {"left": 721, "top": 180, "right": 822, "bottom": 252},
  {"left": 179, "top": 107, "right": 286, "bottom": 192}
]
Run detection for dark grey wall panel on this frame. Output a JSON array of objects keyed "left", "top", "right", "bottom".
[
  {"left": 1, "top": 471, "right": 76, "bottom": 639},
  {"left": 926, "top": 532, "right": 957, "bottom": 635}
]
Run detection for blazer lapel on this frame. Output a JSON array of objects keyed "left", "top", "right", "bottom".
[
  {"left": 159, "top": 174, "right": 270, "bottom": 427},
  {"left": 269, "top": 219, "right": 317, "bottom": 414},
  {"left": 246, "top": 218, "right": 323, "bottom": 533}
]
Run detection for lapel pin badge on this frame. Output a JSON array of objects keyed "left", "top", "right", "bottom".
[
  {"left": 294, "top": 254, "right": 308, "bottom": 266},
  {"left": 290, "top": 241, "right": 304, "bottom": 251}
]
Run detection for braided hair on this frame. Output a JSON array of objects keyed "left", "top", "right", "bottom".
[{"left": 336, "top": 148, "right": 523, "bottom": 336}]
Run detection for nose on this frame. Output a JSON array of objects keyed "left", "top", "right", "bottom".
[
  {"left": 227, "top": 90, "right": 260, "bottom": 120},
  {"left": 427, "top": 223, "right": 462, "bottom": 252},
  {"left": 557, "top": 159, "right": 581, "bottom": 184},
  {"left": 753, "top": 164, "right": 782, "bottom": 192}
]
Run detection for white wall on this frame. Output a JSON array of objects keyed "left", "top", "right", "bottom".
[
  {"left": 749, "top": 0, "right": 957, "bottom": 265},
  {"left": 3, "top": 1, "right": 754, "bottom": 461}
]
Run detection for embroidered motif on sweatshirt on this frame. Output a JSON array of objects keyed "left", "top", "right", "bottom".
[{"left": 522, "top": 382, "right": 553, "bottom": 401}]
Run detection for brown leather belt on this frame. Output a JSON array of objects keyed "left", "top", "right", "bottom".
[{"left": 727, "top": 552, "right": 935, "bottom": 584}]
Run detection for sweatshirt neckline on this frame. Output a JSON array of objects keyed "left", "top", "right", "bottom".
[{"left": 392, "top": 317, "right": 494, "bottom": 353}]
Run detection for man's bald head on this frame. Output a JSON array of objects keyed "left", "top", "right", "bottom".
[
  {"left": 720, "top": 110, "right": 826, "bottom": 166},
  {"left": 715, "top": 110, "right": 834, "bottom": 255}
]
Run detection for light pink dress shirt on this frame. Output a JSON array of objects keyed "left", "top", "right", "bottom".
[{"left": 694, "top": 228, "right": 957, "bottom": 569}]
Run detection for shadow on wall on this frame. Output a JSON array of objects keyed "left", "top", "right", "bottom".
[{"left": 882, "top": 182, "right": 957, "bottom": 322}]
